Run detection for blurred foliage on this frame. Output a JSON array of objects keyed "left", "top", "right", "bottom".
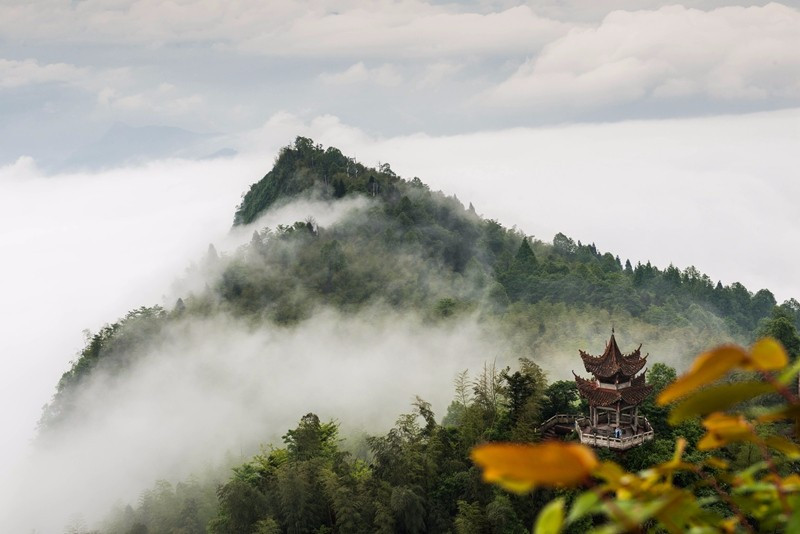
[{"left": 473, "top": 338, "right": 800, "bottom": 533}]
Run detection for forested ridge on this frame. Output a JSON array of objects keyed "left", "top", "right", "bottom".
[
  {"left": 45, "top": 138, "right": 800, "bottom": 533},
  {"left": 234, "top": 137, "right": 795, "bottom": 336}
]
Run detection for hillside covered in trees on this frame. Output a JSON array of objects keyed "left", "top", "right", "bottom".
[{"left": 42, "top": 138, "right": 800, "bottom": 533}]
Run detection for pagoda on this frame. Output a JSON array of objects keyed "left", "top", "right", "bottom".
[{"left": 572, "top": 329, "right": 654, "bottom": 449}]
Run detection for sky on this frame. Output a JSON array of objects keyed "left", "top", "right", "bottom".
[{"left": 1, "top": 0, "right": 799, "bottom": 530}]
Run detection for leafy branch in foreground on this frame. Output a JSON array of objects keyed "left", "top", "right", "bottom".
[{"left": 472, "top": 338, "right": 800, "bottom": 533}]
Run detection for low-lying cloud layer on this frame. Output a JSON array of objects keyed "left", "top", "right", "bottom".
[{"left": 5, "top": 309, "right": 504, "bottom": 532}]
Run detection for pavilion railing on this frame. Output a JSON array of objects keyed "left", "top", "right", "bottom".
[
  {"left": 538, "top": 414, "right": 580, "bottom": 432},
  {"left": 538, "top": 414, "right": 655, "bottom": 449},
  {"left": 574, "top": 416, "right": 655, "bottom": 450}
]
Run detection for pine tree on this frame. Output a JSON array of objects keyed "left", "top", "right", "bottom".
[{"left": 514, "top": 238, "right": 537, "bottom": 272}]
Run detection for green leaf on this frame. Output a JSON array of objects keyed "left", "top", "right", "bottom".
[
  {"left": 787, "top": 496, "right": 800, "bottom": 532},
  {"left": 567, "top": 491, "right": 601, "bottom": 524},
  {"left": 778, "top": 356, "right": 800, "bottom": 385},
  {"left": 588, "top": 526, "right": 623, "bottom": 534},
  {"left": 738, "top": 460, "right": 769, "bottom": 480},
  {"left": 788, "top": 509, "right": 800, "bottom": 534},
  {"left": 615, "top": 493, "right": 685, "bottom": 524},
  {"left": 668, "top": 381, "right": 775, "bottom": 424},
  {"left": 535, "top": 497, "right": 565, "bottom": 534},
  {"left": 731, "top": 482, "right": 778, "bottom": 495}
]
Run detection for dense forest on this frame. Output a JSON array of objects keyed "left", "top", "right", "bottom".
[{"left": 46, "top": 138, "right": 800, "bottom": 533}]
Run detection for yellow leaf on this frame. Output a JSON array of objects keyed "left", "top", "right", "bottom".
[
  {"left": 756, "top": 404, "right": 800, "bottom": 423},
  {"left": 697, "top": 413, "right": 755, "bottom": 450},
  {"left": 671, "top": 437, "right": 687, "bottom": 463},
  {"left": 703, "top": 457, "right": 730, "bottom": 470},
  {"left": 651, "top": 438, "right": 695, "bottom": 482},
  {"left": 783, "top": 473, "right": 800, "bottom": 489},
  {"left": 764, "top": 435, "right": 800, "bottom": 459},
  {"left": 747, "top": 338, "right": 789, "bottom": 371},
  {"left": 720, "top": 517, "right": 739, "bottom": 533},
  {"left": 470, "top": 442, "right": 597, "bottom": 494},
  {"left": 658, "top": 345, "right": 748, "bottom": 405},
  {"left": 668, "top": 381, "right": 775, "bottom": 424},
  {"left": 593, "top": 461, "right": 628, "bottom": 484}
]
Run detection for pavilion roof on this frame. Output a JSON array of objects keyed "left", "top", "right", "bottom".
[
  {"left": 580, "top": 333, "right": 648, "bottom": 380},
  {"left": 573, "top": 372, "right": 653, "bottom": 407},
  {"left": 632, "top": 372, "right": 647, "bottom": 387}
]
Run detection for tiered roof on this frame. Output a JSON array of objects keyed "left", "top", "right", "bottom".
[
  {"left": 579, "top": 333, "right": 647, "bottom": 382},
  {"left": 573, "top": 332, "right": 653, "bottom": 407}
]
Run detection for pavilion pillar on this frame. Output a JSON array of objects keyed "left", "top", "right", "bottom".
[
  {"left": 616, "top": 404, "right": 621, "bottom": 426},
  {"left": 634, "top": 406, "right": 639, "bottom": 432}
]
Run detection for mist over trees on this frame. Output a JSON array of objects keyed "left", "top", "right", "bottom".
[
  {"left": 94, "top": 358, "right": 666, "bottom": 534},
  {"left": 36, "top": 137, "right": 800, "bottom": 533},
  {"left": 100, "top": 348, "right": 793, "bottom": 534}
]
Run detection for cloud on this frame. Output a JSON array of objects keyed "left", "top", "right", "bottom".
[
  {"left": 0, "top": 58, "right": 89, "bottom": 89},
  {"left": 6, "top": 308, "right": 502, "bottom": 532},
  {"left": 0, "top": 58, "right": 203, "bottom": 126},
  {"left": 97, "top": 82, "right": 205, "bottom": 116},
  {"left": 235, "top": 112, "right": 375, "bottom": 156},
  {"left": 0, "top": 57, "right": 133, "bottom": 92},
  {"left": 0, "top": 150, "right": 381, "bottom": 530},
  {"left": 0, "top": 154, "right": 263, "bottom": 501},
  {"left": 319, "top": 62, "right": 403, "bottom": 87},
  {"left": 0, "top": 1, "right": 566, "bottom": 59},
  {"left": 417, "top": 61, "right": 463, "bottom": 89},
  {"left": 485, "top": 3, "right": 800, "bottom": 109},
  {"left": 3, "top": 1, "right": 797, "bottom": 165},
  {"left": 528, "top": 0, "right": 776, "bottom": 22}
]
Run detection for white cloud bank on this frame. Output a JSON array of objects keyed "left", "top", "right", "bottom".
[
  {"left": 486, "top": 3, "right": 800, "bottom": 109},
  {"left": 5, "top": 310, "right": 500, "bottom": 532},
  {"left": 0, "top": 1, "right": 566, "bottom": 59}
]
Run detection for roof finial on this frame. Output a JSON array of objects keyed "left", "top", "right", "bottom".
[{"left": 612, "top": 324, "right": 615, "bottom": 335}]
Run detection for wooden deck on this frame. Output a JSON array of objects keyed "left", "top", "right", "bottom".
[{"left": 538, "top": 414, "right": 655, "bottom": 450}]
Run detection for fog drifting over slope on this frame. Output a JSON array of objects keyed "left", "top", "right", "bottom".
[
  {"left": 7, "top": 309, "right": 503, "bottom": 532},
  {"left": 0, "top": 153, "right": 365, "bottom": 530}
]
